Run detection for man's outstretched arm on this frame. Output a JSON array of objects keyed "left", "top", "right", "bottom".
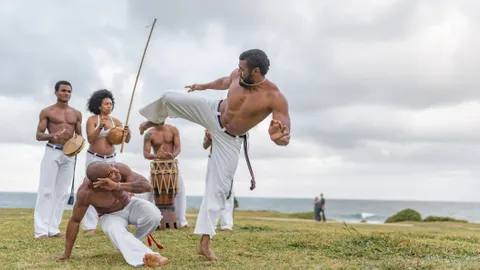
[
  {"left": 57, "top": 195, "right": 89, "bottom": 260},
  {"left": 192, "top": 69, "right": 238, "bottom": 91}
]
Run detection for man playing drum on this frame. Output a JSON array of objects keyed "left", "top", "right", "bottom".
[
  {"left": 140, "top": 120, "right": 190, "bottom": 229},
  {"left": 34, "top": 80, "right": 83, "bottom": 240},
  {"left": 138, "top": 49, "right": 291, "bottom": 261},
  {"left": 55, "top": 161, "right": 168, "bottom": 267},
  {"left": 82, "top": 89, "right": 131, "bottom": 234}
]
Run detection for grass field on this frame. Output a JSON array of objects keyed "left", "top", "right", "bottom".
[{"left": 2, "top": 208, "right": 480, "bottom": 269}]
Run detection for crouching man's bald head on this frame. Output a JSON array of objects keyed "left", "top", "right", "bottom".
[{"left": 86, "top": 161, "right": 114, "bottom": 182}]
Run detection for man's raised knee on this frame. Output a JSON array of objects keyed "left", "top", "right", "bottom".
[{"left": 162, "top": 90, "right": 179, "bottom": 103}]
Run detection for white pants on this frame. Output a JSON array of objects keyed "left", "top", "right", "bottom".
[
  {"left": 218, "top": 192, "right": 234, "bottom": 230},
  {"left": 99, "top": 197, "right": 162, "bottom": 267},
  {"left": 82, "top": 150, "right": 116, "bottom": 230},
  {"left": 139, "top": 90, "right": 245, "bottom": 238},
  {"left": 34, "top": 144, "right": 75, "bottom": 238},
  {"left": 138, "top": 168, "right": 188, "bottom": 227}
]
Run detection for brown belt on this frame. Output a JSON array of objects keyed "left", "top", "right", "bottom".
[{"left": 215, "top": 100, "right": 256, "bottom": 196}]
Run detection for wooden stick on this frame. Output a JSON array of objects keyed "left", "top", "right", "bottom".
[{"left": 120, "top": 18, "right": 157, "bottom": 153}]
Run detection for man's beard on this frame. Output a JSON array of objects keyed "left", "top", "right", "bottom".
[{"left": 239, "top": 75, "right": 255, "bottom": 88}]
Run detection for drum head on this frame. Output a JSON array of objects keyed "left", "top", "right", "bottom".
[{"left": 63, "top": 135, "right": 85, "bottom": 156}]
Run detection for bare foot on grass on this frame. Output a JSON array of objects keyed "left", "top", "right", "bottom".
[
  {"left": 143, "top": 253, "right": 169, "bottom": 267},
  {"left": 197, "top": 235, "right": 220, "bottom": 261}
]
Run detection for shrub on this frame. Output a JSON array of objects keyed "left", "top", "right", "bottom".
[
  {"left": 423, "top": 216, "right": 468, "bottom": 223},
  {"left": 385, "top": 208, "right": 422, "bottom": 223}
]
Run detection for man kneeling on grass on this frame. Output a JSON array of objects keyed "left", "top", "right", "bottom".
[{"left": 55, "top": 161, "right": 169, "bottom": 267}]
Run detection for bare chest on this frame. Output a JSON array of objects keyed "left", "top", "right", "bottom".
[
  {"left": 87, "top": 188, "right": 125, "bottom": 207},
  {"left": 226, "top": 86, "right": 272, "bottom": 117},
  {"left": 151, "top": 130, "right": 173, "bottom": 146},
  {"left": 48, "top": 109, "right": 78, "bottom": 125}
]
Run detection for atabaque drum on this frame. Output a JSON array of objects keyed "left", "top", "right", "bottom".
[
  {"left": 150, "top": 159, "right": 179, "bottom": 229},
  {"left": 63, "top": 134, "right": 86, "bottom": 157},
  {"left": 107, "top": 126, "right": 125, "bottom": 145}
]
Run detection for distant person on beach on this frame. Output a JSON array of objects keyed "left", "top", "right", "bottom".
[
  {"left": 314, "top": 193, "right": 326, "bottom": 222},
  {"left": 55, "top": 161, "right": 168, "bottom": 267},
  {"left": 204, "top": 129, "right": 236, "bottom": 231},
  {"left": 314, "top": 194, "right": 326, "bottom": 222},
  {"left": 34, "top": 80, "right": 83, "bottom": 240}
]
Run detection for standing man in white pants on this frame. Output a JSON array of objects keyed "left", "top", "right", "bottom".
[
  {"left": 140, "top": 120, "right": 189, "bottom": 229},
  {"left": 82, "top": 89, "right": 131, "bottom": 234},
  {"left": 34, "top": 80, "right": 83, "bottom": 240},
  {"left": 138, "top": 49, "right": 291, "bottom": 261}
]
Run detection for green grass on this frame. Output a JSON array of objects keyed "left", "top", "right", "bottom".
[
  {"left": 2, "top": 208, "right": 480, "bottom": 269},
  {"left": 187, "top": 209, "right": 316, "bottom": 220}
]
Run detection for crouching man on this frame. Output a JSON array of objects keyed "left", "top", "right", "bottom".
[{"left": 55, "top": 161, "right": 169, "bottom": 267}]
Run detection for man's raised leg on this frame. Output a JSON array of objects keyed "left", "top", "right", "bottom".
[{"left": 139, "top": 90, "right": 218, "bottom": 131}]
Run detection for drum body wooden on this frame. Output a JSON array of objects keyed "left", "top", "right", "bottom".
[
  {"left": 63, "top": 134, "right": 86, "bottom": 157},
  {"left": 150, "top": 159, "right": 179, "bottom": 229},
  {"left": 107, "top": 126, "right": 125, "bottom": 145}
]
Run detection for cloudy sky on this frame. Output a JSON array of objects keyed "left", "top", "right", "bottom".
[{"left": 1, "top": 0, "right": 479, "bottom": 202}]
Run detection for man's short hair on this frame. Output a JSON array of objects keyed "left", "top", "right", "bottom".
[
  {"left": 239, "top": 49, "right": 270, "bottom": 76},
  {"left": 55, "top": 80, "right": 72, "bottom": 91}
]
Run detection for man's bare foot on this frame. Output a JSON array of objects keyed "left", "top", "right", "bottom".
[
  {"left": 143, "top": 253, "right": 169, "bottom": 267},
  {"left": 86, "top": 230, "right": 96, "bottom": 235},
  {"left": 197, "top": 243, "right": 220, "bottom": 261},
  {"left": 36, "top": 235, "right": 48, "bottom": 240},
  {"left": 220, "top": 228, "right": 232, "bottom": 231},
  {"left": 51, "top": 233, "right": 65, "bottom": 238}
]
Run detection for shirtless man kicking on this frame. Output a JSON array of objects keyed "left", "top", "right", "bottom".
[
  {"left": 34, "top": 80, "right": 83, "bottom": 239},
  {"left": 141, "top": 120, "right": 190, "bottom": 229},
  {"left": 55, "top": 161, "right": 169, "bottom": 267},
  {"left": 138, "top": 49, "right": 291, "bottom": 261}
]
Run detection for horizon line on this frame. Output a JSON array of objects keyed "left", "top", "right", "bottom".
[{"left": 1, "top": 191, "right": 480, "bottom": 204}]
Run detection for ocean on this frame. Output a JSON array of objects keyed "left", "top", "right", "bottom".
[{"left": 2, "top": 192, "right": 480, "bottom": 224}]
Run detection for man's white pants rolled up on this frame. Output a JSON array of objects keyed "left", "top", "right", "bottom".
[
  {"left": 138, "top": 169, "right": 189, "bottom": 227},
  {"left": 99, "top": 197, "right": 162, "bottom": 267},
  {"left": 34, "top": 144, "right": 75, "bottom": 238},
  {"left": 82, "top": 150, "right": 116, "bottom": 231},
  {"left": 139, "top": 90, "right": 245, "bottom": 238}
]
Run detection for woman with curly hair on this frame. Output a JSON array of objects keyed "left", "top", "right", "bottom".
[{"left": 81, "top": 89, "right": 131, "bottom": 234}]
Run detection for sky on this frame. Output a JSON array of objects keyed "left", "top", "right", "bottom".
[{"left": 1, "top": 0, "right": 480, "bottom": 202}]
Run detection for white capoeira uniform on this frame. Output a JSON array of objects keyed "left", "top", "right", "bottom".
[
  {"left": 218, "top": 191, "right": 235, "bottom": 230},
  {"left": 97, "top": 196, "right": 163, "bottom": 267},
  {"left": 82, "top": 115, "right": 117, "bottom": 231},
  {"left": 34, "top": 143, "right": 76, "bottom": 238},
  {"left": 138, "top": 166, "right": 189, "bottom": 227},
  {"left": 139, "top": 90, "right": 255, "bottom": 238}
]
